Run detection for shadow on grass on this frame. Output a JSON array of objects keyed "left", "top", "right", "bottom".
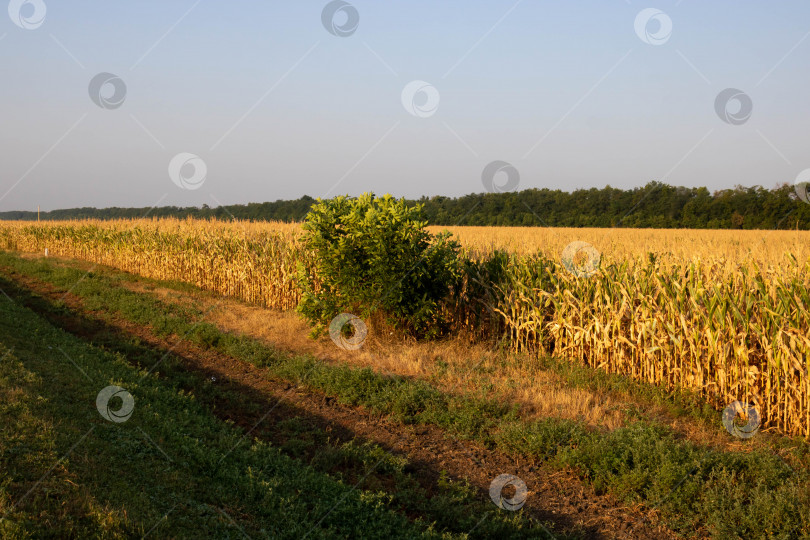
[{"left": 0, "top": 273, "right": 583, "bottom": 540}]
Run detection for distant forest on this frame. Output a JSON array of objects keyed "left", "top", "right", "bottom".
[{"left": 4, "top": 181, "right": 810, "bottom": 229}]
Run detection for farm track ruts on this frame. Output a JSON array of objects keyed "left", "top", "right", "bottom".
[{"left": 0, "top": 265, "right": 683, "bottom": 540}]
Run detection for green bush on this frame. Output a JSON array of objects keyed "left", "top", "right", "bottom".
[{"left": 296, "top": 193, "right": 460, "bottom": 338}]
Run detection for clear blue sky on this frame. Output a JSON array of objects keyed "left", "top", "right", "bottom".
[{"left": 1, "top": 1, "right": 809, "bottom": 211}]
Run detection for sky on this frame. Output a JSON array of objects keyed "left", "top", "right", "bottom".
[{"left": 1, "top": 0, "right": 809, "bottom": 211}]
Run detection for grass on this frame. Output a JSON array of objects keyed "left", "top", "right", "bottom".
[
  {"left": 537, "top": 355, "right": 723, "bottom": 430},
  {"left": 0, "top": 259, "right": 565, "bottom": 538},
  {"left": 0, "top": 291, "right": 556, "bottom": 538},
  {"left": 2, "top": 251, "right": 810, "bottom": 538}
]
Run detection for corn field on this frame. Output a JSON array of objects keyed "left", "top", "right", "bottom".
[
  {"left": 1, "top": 218, "right": 808, "bottom": 437},
  {"left": 0, "top": 219, "right": 304, "bottom": 311},
  {"left": 453, "top": 251, "right": 810, "bottom": 438}
]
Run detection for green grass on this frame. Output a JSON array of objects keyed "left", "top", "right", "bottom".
[
  {"left": 0, "top": 259, "right": 564, "bottom": 539},
  {"left": 2, "top": 251, "right": 810, "bottom": 539},
  {"left": 0, "top": 291, "right": 528, "bottom": 538}
]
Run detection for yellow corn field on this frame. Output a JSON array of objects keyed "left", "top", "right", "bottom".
[
  {"left": 0, "top": 218, "right": 303, "bottom": 311},
  {"left": 1, "top": 218, "right": 808, "bottom": 437}
]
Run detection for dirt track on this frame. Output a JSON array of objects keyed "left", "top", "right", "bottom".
[{"left": 0, "top": 262, "right": 683, "bottom": 539}]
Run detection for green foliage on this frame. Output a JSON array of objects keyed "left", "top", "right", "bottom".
[
  {"left": 0, "top": 254, "right": 564, "bottom": 539},
  {"left": 0, "top": 287, "right": 450, "bottom": 539},
  {"left": 7, "top": 182, "right": 810, "bottom": 230},
  {"left": 296, "top": 193, "right": 461, "bottom": 338}
]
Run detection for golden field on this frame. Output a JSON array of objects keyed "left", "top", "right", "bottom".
[
  {"left": 1, "top": 218, "right": 808, "bottom": 438},
  {"left": 430, "top": 225, "right": 810, "bottom": 265}
]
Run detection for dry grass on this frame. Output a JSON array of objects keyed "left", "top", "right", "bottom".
[
  {"left": 118, "top": 274, "right": 622, "bottom": 429},
  {"left": 163, "top": 280, "right": 626, "bottom": 431},
  {"left": 123, "top": 275, "right": 764, "bottom": 453}
]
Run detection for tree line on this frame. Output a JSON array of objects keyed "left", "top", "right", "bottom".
[{"left": 4, "top": 181, "right": 810, "bottom": 229}]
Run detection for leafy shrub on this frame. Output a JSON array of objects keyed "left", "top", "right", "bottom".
[{"left": 296, "top": 193, "right": 460, "bottom": 338}]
